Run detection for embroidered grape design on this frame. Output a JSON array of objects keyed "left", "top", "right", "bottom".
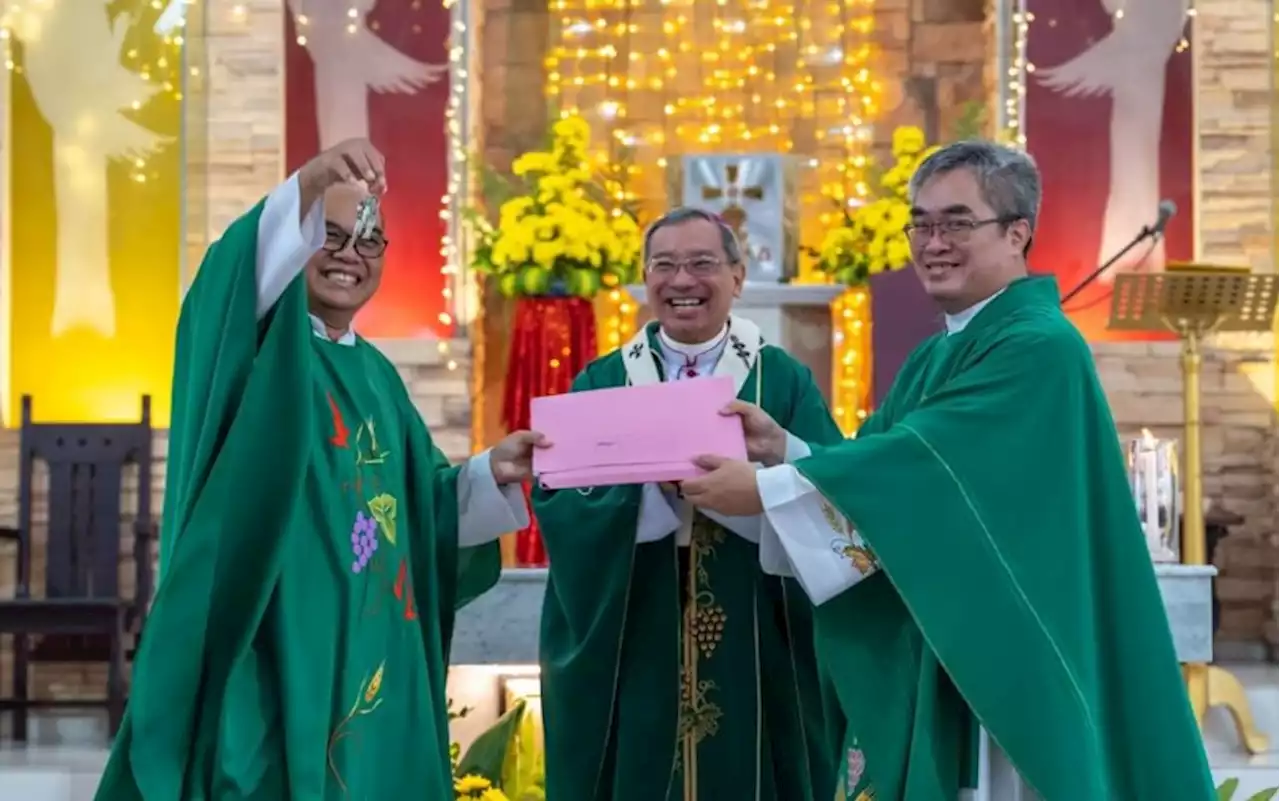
[
  {"left": 351, "top": 511, "right": 379, "bottom": 573},
  {"left": 692, "top": 604, "right": 726, "bottom": 658}
]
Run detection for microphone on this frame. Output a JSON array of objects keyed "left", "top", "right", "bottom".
[
  {"left": 1060, "top": 199, "right": 1176, "bottom": 305},
  {"left": 1150, "top": 199, "right": 1177, "bottom": 237}
]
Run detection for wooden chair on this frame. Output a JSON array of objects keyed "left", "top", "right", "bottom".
[{"left": 0, "top": 395, "right": 157, "bottom": 741}]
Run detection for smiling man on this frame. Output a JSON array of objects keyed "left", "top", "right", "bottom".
[
  {"left": 681, "top": 140, "right": 1216, "bottom": 800},
  {"left": 94, "top": 138, "right": 545, "bottom": 801},
  {"left": 531, "top": 207, "right": 845, "bottom": 801}
]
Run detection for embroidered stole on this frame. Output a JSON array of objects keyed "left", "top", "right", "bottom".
[{"left": 620, "top": 315, "right": 764, "bottom": 800}]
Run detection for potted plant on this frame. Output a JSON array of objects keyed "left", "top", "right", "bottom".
[{"left": 452, "top": 698, "right": 545, "bottom": 801}]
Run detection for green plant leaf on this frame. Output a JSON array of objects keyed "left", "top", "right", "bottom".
[
  {"left": 1219, "top": 778, "right": 1240, "bottom": 800},
  {"left": 455, "top": 699, "right": 528, "bottom": 786},
  {"left": 951, "top": 101, "right": 988, "bottom": 141},
  {"left": 500, "top": 700, "right": 544, "bottom": 800},
  {"left": 1245, "top": 790, "right": 1279, "bottom": 801}
]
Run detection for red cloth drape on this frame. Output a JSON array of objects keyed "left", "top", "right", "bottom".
[{"left": 502, "top": 297, "right": 597, "bottom": 567}]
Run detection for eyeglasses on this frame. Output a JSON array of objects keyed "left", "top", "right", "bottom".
[
  {"left": 323, "top": 224, "right": 389, "bottom": 259},
  {"left": 903, "top": 216, "right": 1018, "bottom": 244},
  {"left": 646, "top": 256, "right": 726, "bottom": 277}
]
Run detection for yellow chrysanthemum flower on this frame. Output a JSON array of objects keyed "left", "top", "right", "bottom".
[
  {"left": 886, "top": 237, "right": 912, "bottom": 268},
  {"left": 511, "top": 151, "right": 557, "bottom": 177},
  {"left": 891, "top": 125, "right": 926, "bottom": 158},
  {"left": 454, "top": 775, "right": 492, "bottom": 793},
  {"left": 553, "top": 115, "right": 592, "bottom": 145},
  {"left": 466, "top": 112, "right": 641, "bottom": 289}
]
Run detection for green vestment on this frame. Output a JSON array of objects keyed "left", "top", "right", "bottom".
[
  {"left": 94, "top": 200, "right": 500, "bottom": 801},
  {"left": 799, "top": 277, "right": 1215, "bottom": 800},
  {"left": 532, "top": 318, "right": 845, "bottom": 801}
]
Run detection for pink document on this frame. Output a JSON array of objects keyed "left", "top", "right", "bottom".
[{"left": 531, "top": 376, "right": 748, "bottom": 490}]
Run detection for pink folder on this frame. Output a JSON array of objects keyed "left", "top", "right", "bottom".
[{"left": 531, "top": 376, "right": 748, "bottom": 490}]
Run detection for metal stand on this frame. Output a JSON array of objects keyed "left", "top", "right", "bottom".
[{"left": 1109, "top": 265, "right": 1278, "bottom": 756}]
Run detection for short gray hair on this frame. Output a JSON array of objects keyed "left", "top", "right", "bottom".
[
  {"left": 642, "top": 206, "right": 745, "bottom": 264},
  {"left": 908, "top": 139, "right": 1042, "bottom": 236}
]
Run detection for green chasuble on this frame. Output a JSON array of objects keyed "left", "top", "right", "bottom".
[
  {"left": 532, "top": 317, "right": 845, "bottom": 801},
  {"left": 797, "top": 276, "right": 1215, "bottom": 800},
  {"left": 94, "top": 200, "right": 500, "bottom": 801}
]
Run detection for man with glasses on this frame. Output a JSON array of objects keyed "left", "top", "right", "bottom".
[
  {"left": 681, "top": 140, "right": 1215, "bottom": 800},
  {"left": 94, "top": 138, "right": 545, "bottom": 801},
  {"left": 531, "top": 207, "right": 845, "bottom": 801}
]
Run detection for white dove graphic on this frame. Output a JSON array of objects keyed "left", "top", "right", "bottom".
[
  {"left": 1036, "top": 0, "right": 1189, "bottom": 281},
  {"left": 288, "top": 0, "right": 448, "bottom": 148},
  {"left": 15, "top": 1, "right": 172, "bottom": 337}
]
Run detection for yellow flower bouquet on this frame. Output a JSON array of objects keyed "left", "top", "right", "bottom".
[
  {"left": 466, "top": 115, "right": 642, "bottom": 299},
  {"left": 814, "top": 125, "right": 939, "bottom": 286}
]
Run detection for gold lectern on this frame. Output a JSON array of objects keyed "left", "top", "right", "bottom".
[{"left": 1109, "top": 264, "right": 1278, "bottom": 755}]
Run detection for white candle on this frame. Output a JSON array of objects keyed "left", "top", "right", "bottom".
[{"left": 1142, "top": 446, "right": 1161, "bottom": 555}]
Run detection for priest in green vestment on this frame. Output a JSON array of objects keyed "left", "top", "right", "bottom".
[
  {"left": 682, "top": 141, "right": 1217, "bottom": 801},
  {"left": 95, "top": 138, "right": 545, "bottom": 801},
  {"left": 531, "top": 207, "right": 845, "bottom": 801}
]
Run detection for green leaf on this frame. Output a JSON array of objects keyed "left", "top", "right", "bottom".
[
  {"left": 455, "top": 699, "right": 528, "bottom": 786},
  {"left": 951, "top": 101, "right": 988, "bottom": 141},
  {"left": 1244, "top": 790, "right": 1279, "bottom": 801},
  {"left": 500, "top": 701, "right": 545, "bottom": 800},
  {"left": 1218, "top": 779, "right": 1240, "bottom": 801}
]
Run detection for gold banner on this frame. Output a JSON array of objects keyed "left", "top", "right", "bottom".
[{"left": 5, "top": 7, "right": 184, "bottom": 425}]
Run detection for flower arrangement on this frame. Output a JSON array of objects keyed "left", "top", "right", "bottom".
[
  {"left": 466, "top": 114, "right": 642, "bottom": 300},
  {"left": 813, "top": 125, "right": 939, "bottom": 286}
]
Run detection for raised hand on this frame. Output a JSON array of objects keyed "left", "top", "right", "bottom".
[
  {"left": 720, "top": 400, "right": 789, "bottom": 467},
  {"left": 299, "top": 138, "right": 388, "bottom": 199}
]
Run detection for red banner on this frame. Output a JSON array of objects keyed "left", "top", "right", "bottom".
[
  {"left": 1025, "top": 2, "right": 1194, "bottom": 341},
  {"left": 503, "top": 297, "right": 599, "bottom": 567},
  {"left": 285, "top": 1, "right": 453, "bottom": 338}
]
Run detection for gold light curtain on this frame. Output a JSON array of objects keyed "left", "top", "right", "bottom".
[
  {"left": 3, "top": 1, "right": 186, "bottom": 425},
  {"left": 546, "top": 0, "right": 878, "bottom": 266}
]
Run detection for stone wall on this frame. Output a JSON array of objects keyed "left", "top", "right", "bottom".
[
  {"left": 1194, "top": 0, "right": 1276, "bottom": 273},
  {"left": 1095, "top": 340, "right": 1277, "bottom": 649},
  {"left": 474, "top": 0, "right": 552, "bottom": 453},
  {"left": 872, "top": 0, "right": 988, "bottom": 150}
]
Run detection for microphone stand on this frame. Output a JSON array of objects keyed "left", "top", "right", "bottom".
[{"left": 1060, "top": 225, "right": 1161, "bottom": 305}]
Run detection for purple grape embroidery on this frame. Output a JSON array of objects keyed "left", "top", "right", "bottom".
[{"left": 350, "top": 510, "right": 379, "bottom": 573}]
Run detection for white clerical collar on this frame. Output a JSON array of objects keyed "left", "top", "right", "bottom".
[
  {"left": 309, "top": 313, "right": 357, "bottom": 346},
  {"left": 944, "top": 287, "right": 1006, "bottom": 335},
  {"left": 657, "top": 323, "right": 729, "bottom": 357},
  {"left": 657, "top": 323, "right": 730, "bottom": 380}
]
